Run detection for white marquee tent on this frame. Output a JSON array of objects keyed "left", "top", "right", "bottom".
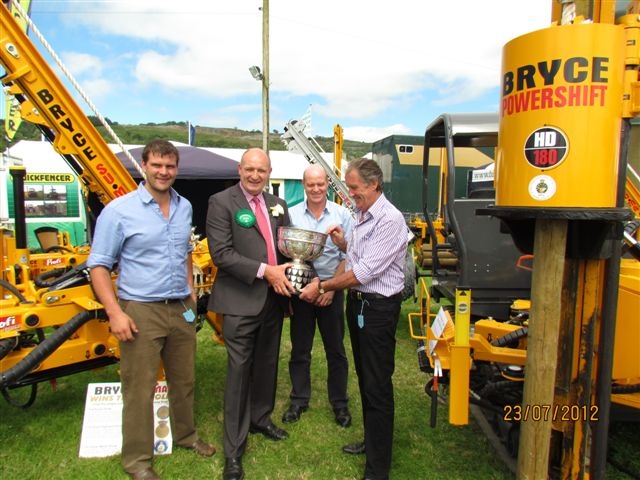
[{"left": 2, "top": 140, "right": 341, "bottom": 249}]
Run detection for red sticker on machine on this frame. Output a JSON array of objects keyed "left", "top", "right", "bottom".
[
  {"left": 524, "top": 127, "right": 568, "bottom": 169},
  {"left": 0, "top": 315, "right": 21, "bottom": 332}
]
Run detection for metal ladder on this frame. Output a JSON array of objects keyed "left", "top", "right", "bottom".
[{"left": 282, "top": 120, "right": 355, "bottom": 216}]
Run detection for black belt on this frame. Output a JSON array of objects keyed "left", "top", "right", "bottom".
[
  {"left": 348, "top": 290, "right": 402, "bottom": 301},
  {"left": 158, "top": 297, "right": 186, "bottom": 304}
]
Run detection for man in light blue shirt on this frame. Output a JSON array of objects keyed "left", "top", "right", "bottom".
[
  {"left": 87, "top": 140, "right": 215, "bottom": 480},
  {"left": 282, "top": 164, "right": 354, "bottom": 428}
]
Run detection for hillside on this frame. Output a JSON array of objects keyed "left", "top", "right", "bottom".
[{"left": 0, "top": 119, "right": 372, "bottom": 160}]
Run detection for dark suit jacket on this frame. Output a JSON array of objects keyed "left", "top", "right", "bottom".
[{"left": 206, "top": 183, "right": 290, "bottom": 316}]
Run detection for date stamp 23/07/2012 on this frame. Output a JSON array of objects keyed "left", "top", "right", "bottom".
[{"left": 503, "top": 404, "right": 599, "bottom": 422}]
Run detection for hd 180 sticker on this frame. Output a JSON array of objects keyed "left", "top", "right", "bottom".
[{"left": 524, "top": 126, "right": 568, "bottom": 169}]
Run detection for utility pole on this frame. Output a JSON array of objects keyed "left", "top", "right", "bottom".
[{"left": 262, "top": 0, "right": 269, "bottom": 155}]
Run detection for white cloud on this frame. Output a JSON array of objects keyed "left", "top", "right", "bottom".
[
  {"left": 18, "top": 0, "right": 551, "bottom": 140},
  {"left": 200, "top": 104, "right": 263, "bottom": 131},
  {"left": 343, "top": 124, "right": 413, "bottom": 143},
  {"left": 53, "top": 52, "right": 112, "bottom": 100},
  {"left": 80, "top": 77, "right": 113, "bottom": 99},
  {"left": 60, "top": 0, "right": 550, "bottom": 115},
  {"left": 61, "top": 52, "right": 103, "bottom": 76}
]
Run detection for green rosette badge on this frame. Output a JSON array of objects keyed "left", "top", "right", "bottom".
[{"left": 235, "top": 208, "right": 256, "bottom": 228}]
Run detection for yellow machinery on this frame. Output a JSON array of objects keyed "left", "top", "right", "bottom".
[
  {"left": 408, "top": 1, "right": 640, "bottom": 478},
  {"left": 0, "top": 3, "right": 221, "bottom": 406}
]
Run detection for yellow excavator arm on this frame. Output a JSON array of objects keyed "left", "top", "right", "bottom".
[
  {"left": 0, "top": 5, "right": 137, "bottom": 205},
  {"left": 0, "top": 4, "right": 223, "bottom": 405}
]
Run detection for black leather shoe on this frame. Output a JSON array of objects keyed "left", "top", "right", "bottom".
[
  {"left": 282, "top": 404, "right": 308, "bottom": 423},
  {"left": 223, "top": 457, "right": 244, "bottom": 480},
  {"left": 334, "top": 407, "right": 352, "bottom": 428},
  {"left": 249, "top": 422, "right": 289, "bottom": 441},
  {"left": 342, "top": 441, "right": 366, "bottom": 455}
]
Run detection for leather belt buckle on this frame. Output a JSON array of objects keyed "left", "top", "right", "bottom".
[
  {"left": 351, "top": 290, "right": 375, "bottom": 301},
  {"left": 163, "top": 298, "right": 182, "bottom": 304},
  {"left": 350, "top": 290, "right": 399, "bottom": 301}
]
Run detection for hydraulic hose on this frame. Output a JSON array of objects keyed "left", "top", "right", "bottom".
[
  {"left": 34, "top": 267, "right": 68, "bottom": 288},
  {"left": 40, "top": 262, "right": 90, "bottom": 291},
  {"left": 0, "top": 279, "right": 29, "bottom": 304},
  {"left": 0, "top": 310, "right": 95, "bottom": 389},
  {"left": 490, "top": 327, "right": 528, "bottom": 347},
  {"left": 425, "top": 377, "right": 438, "bottom": 427},
  {"left": 0, "top": 337, "right": 18, "bottom": 361}
]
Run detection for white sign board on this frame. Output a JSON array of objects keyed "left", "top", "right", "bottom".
[
  {"left": 79, "top": 381, "right": 172, "bottom": 458},
  {"left": 429, "top": 307, "right": 451, "bottom": 356},
  {"left": 470, "top": 162, "right": 495, "bottom": 183}
]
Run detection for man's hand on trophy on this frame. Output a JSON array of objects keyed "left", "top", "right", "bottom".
[
  {"left": 326, "top": 225, "right": 347, "bottom": 252},
  {"left": 299, "top": 277, "right": 321, "bottom": 304},
  {"left": 265, "top": 263, "right": 296, "bottom": 297}
]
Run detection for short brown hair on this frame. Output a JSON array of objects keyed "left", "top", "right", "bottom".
[{"left": 141, "top": 140, "right": 180, "bottom": 165}]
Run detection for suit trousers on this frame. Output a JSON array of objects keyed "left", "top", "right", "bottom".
[
  {"left": 118, "top": 298, "right": 198, "bottom": 474},
  {"left": 346, "top": 293, "right": 402, "bottom": 480},
  {"left": 288, "top": 289, "right": 348, "bottom": 409},
  {"left": 222, "top": 290, "right": 284, "bottom": 458}
]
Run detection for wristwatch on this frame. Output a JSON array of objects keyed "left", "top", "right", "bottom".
[{"left": 317, "top": 280, "right": 325, "bottom": 295}]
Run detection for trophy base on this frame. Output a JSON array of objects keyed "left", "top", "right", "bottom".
[{"left": 285, "top": 262, "right": 315, "bottom": 293}]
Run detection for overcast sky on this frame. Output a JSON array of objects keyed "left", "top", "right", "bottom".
[{"left": 4, "top": 0, "right": 552, "bottom": 143}]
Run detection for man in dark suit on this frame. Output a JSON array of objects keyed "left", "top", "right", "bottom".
[{"left": 206, "top": 148, "right": 295, "bottom": 480}]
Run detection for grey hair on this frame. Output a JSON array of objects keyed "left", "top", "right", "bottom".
[{"left": 346, "top": 158, "right": 383, "bottom": 192}]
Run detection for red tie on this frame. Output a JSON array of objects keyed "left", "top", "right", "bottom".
[{"left": 252, "top": 197, "right": 277, "bottom": 265}]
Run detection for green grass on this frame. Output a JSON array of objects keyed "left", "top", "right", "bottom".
[{"left": 1, "top": 299, "right": 638, "bottom": 479}]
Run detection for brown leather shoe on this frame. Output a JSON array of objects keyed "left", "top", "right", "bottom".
[
  {"left": 186, "top": 439, "right": 216, "bottom": 457},
  {"left": 129, "top": 467, "right": 160, "bottom": 480}
]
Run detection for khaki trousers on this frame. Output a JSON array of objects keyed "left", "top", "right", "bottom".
[{"left": 118, "top": 298, "right": 198, "bottom": 474}]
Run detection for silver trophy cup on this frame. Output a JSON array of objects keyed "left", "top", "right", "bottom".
[{"left": 277, "top": 226, "right": 327, "bottom": 292}]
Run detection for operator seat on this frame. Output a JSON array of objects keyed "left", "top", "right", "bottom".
[{"left": 34, "top": 226, "right": 60, "bottom": 252}]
